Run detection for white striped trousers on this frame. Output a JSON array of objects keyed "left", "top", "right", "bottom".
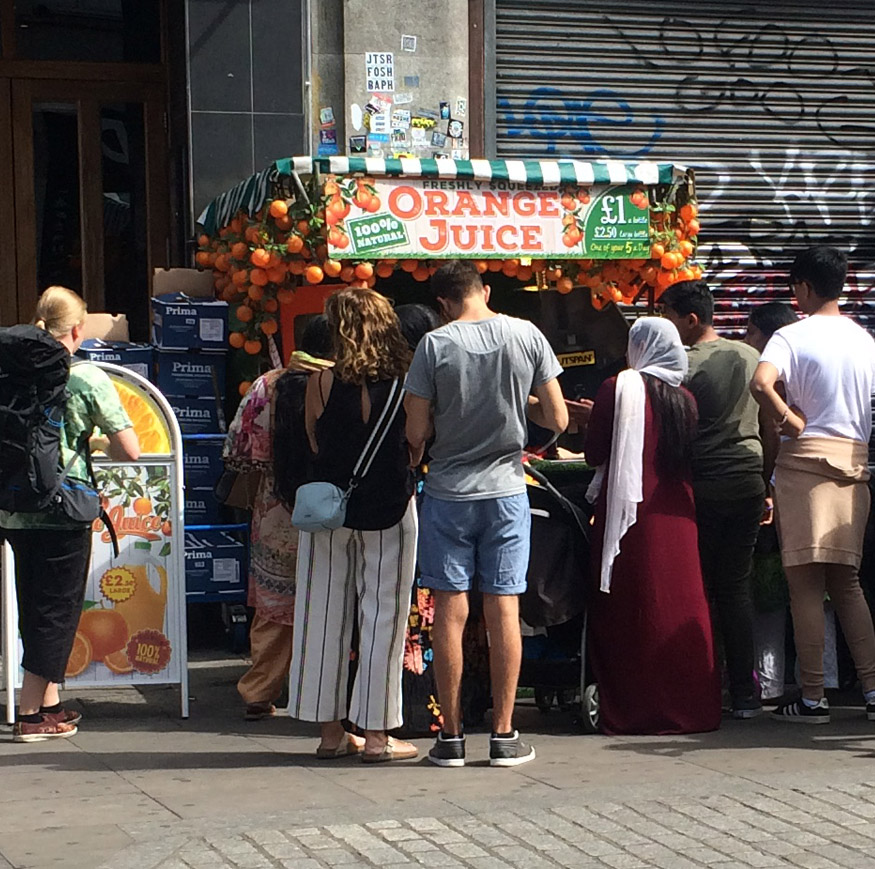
[{"left": 288, "top": 499, "right": 417, "bottom": 731}]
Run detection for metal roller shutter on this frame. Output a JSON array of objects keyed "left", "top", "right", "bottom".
[{"left": 492, "top": 0, "right": 875, "bottom": 332}]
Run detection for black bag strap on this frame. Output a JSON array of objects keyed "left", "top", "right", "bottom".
[{"left": 347, "top": 378, "right": 404, "bottom": 491}]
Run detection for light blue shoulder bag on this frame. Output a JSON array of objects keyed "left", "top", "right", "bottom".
[{"left": 291, "top": 378, "right": 404, "bottom": 532}]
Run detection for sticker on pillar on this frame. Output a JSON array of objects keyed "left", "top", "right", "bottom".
[
  {"left": 455, "top": 98, "right": 467, "bottom": 118},
  {"left": 365, "top": 52, "right": 395, "bottom": 93},
  {"left": 412, "top": 116, "right": 436, "bottom": 130},
  {"left": 391, "top": 109, "right": 411, "bottom": 129},
  {"left": 350, "top": 136, "right": 367, "bottom": 153},
  {"left": 350, "top": 104, "right": 364, "bottom": 132},
  {"left": 393, "top": 92, "right": 414, "bottom": 105},
  {"left": 318, "top": 128, "right": 339, "bottom": 156},
  {"left": 431, "top": 131, "right": 447, "bottom": 148},
  {"left": 401, "top": 34, "right": 417, "bottom": 52},
  {"left": 440, "top": 101, "right": 450, "bottom": 120},
  {"left": 447, "top": 119, "right": 464, "bottom": 139},
  {"left": 319, "top": 107, "right": 335, "bottom": 126},
  {"left": 403, "top": 75, "right": 420, "bottom": 88}
]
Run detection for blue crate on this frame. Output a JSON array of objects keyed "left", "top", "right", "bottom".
[
  {"left": 168, "top": 395, "right": 225, "bottom": 434},
  {"left": 182, "top": 434, "right": 226, "bottom": 490},
  {"left": 76, "top": 340, "right": 154, "bottom": 381},
  {"left": 184, "top": 488, "right": 223, "bottom": 526},
  {"left": 184, "top": 525, "right": 248, "bottom": 601}
]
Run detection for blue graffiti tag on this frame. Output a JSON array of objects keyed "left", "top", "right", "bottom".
[{"left": 498, "top": 86, "right": 664, "bottom": 157}]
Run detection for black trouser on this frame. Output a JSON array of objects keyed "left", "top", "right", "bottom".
[
  {"left": 5, "top": 527, "right": 92, "bottom": 684},
  {"left": 695, "top": 494, "right": 763, "bottom": 703}
]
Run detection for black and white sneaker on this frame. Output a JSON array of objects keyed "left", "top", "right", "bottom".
[
  {"left": 866, "top": 702, "right": 875, "bottom": 722},
  {"left": 771, "top": 697, "right": 830, "bottom": 724},
  {"left": 427, "top": 733, "right": 466, "bottom": 767},
  {"left": 489, "top": 731, "right": 536, "bottom": 767}
]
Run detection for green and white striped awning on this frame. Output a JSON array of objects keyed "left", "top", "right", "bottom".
[{"left": 197, "top": 157, "right": 687, "bottom": 235}]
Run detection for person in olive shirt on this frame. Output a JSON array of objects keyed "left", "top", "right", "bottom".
[{"left": 661, "top": 280, "right": 772, "bottom": 718}]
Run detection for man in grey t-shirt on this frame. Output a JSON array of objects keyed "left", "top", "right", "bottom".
[{"left": 405, "top": 261, "right": 567, "bottom": 768}]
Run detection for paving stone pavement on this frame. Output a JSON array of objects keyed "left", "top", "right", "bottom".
[
  {"left": 107, "top": 778, "right": 875, "bottom": 869},
  {"left": 3, "top": 655, "right": 875, "bottom": 869}
]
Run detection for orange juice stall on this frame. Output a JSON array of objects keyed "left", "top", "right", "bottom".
[
  {"left": 2, "top": 364, "right": 189, "bottom": 722},
  {"left": 195, "top": 157, "right": 700, "bottom": 392}
]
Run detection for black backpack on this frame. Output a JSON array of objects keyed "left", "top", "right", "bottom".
[
  {"left": 0, "top": 327, "right": 118, "bottom": 552},
  {"left": 0, "top": 325, "right": 74, "bottom": 513}
]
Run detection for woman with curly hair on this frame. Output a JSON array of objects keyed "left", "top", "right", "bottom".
[{"left": 288, "top": 288, "right": 418, "bottom": 762}]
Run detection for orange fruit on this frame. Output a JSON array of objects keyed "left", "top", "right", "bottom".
[
  {"left": 556, "top": 276, "right": 574, "bottom": 294},
  {"left": 376, "top": 262, "right": 394, "bottom": 279},
  {"left": 250, "top": 268, "right": 269, "bottom": 286},
  {"left": 112, "top": 379, "right": 171, "bottom": 454},
  {"left": 236, "top": 305, "right": 253, "bottom": 322},
  {"left": 275, "top": 215, "right": 292, "bottom": 231},
  {"left": 229, "top": 331, "right": 245, "bottom": 349},
  {"left": 679, "top": 239, "right": 695, "bottom": 258},
  {"left": 263, "top": 298, "right": 278, "bottom": 313},
  {"left": 197, "top": 234, "right": 211, "bottom": 248},
  {"left": 286, "top": 235, "right": 304, "bottom": 254},
  {"left": 133, "top": 497, "right": 152, "bottom": 516},
  {"left": 412, "top": 266, "right": 430, "bottom": 282},
  {"left": 487, "top": 260, "right": 503, "bottom": 272},
  {"left": 195, "top": 251, "right": 211, "bottom": 267},
  {"left": 244, "top": 339, "right": 262, "bottom": 355},
  {"left": 686, "top": 218, "right": 700, "bottom": 236},
  {"left": 266, "top": 266, "right": 286, "bottom": 284},
  {"left": 231, "top": 242, "right": 249, "bottom": 260},
  {"left": 238, "top": 380, "right": 252, "bottom": 397},
  {"left": 65, "top": 631, "right": 92, "bottom": 678},
  {"left": 231, "top": 269, "right": 249, "bottom": 286},
  {"left": 214, "top": 254, "right": 230, "bottom": 272},
  {"left": 305, "top": 265, "right": 324, "bottom": 284},
  {"left": 400, "top": 259, "right": 419, "bottom": 273},
  {"left": 104, "top": 649, "right": 133, "bottom": 675},
  {"left": 288, "top": 260, "right": 305, "bottom": 275},
  {"left": 260, "top": 318, "right": 278, "bottom": 335},
  {"left": 660, "top": 252, "right": 677, "bottom": 270},
  {"left": 250, "top": 248, "right": 270, "bottom": 268},
  {"left": 651, "top": 243, "right": 665, "bottom": 260},
  {"left": 269, "top": 199, "right": 289, "bottom": 219},
  {"left": 354, "top": 262, "right": 374, "bottom": 280},
  {"left": 323, "top": 259, "right": 342, "bottom": 278},
  {"left": 78, "top": 608, "right": 129, "bottom": 661},
  {"left": 276, "top": 288, "right": 294, "bottom": 304},
  {"left": 296, "top": 219, "right": 310, "bottom": 236},
  {"left": 247, "top": 285, "right": 264, "bottom": 302},
  {"left": 680, "top": 203, "right": 698, "bottom": 222},
  {"left": 339, "top": 265, "right": 356, "bottom": 282}
]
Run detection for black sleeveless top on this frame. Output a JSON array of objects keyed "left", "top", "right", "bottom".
[{"left": 313, "top": 376, "right": 413, "bottom": 530}]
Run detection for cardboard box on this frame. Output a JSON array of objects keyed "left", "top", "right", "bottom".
[
  {"left": 152, "top": 294, "right": 229, "bottom": 350},
  {"left": 82, "top": 313, "right": 130, "bottom": 342},
  {"left": 184, "top": 527, "right": 247, "bottom": 600},
  {"left": 76, "top": 339, "right": 153, "bottom": 381},
  {"left": 182, "top": 435, "right": 226, "bottom": 489},
  {"left": 154, "top": 349, "right": 227, "bottom": 398},
  {"left": 168, "top": 395, "right": 225, "bottom": 434},
  {"left": 184, "top": 488, "right": 223, "bottom": 525},
  {"left": 153, "top": 268, "right": 215, "bottom": 299}
]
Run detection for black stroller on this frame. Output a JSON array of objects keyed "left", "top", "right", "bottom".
[{"left": 519, "top": 462, "right": 599, "bottom": 732}]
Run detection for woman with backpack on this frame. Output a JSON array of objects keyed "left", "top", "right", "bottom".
[
  {"left": 223, "top": 316, "right": 333, "bottom": 720},
  {"left": 0, "top": 286, "right": 140, "bottom": 742},
  {"left": 288, "top": 288, "right": 418, "bottom": 763}
]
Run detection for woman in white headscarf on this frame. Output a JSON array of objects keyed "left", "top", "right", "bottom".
[{"left": 584, "top": 317, "right": 721, "bottom": 735}]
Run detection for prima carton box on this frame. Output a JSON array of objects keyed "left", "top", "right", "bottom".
[
  {"left": 154, "top": 349, "right": 227, "bottom": 397},
  {"left": 184, "top": 488, "right": 223, "bottom": 525},
  {"left": 184, "top": 526, "right": 247, "bottom": 600},
  {"left": 168, "top": 395, "right": 225, "bottom": 434},
  {"left": 151, "top": 294, "right": 228, "bottom": 350},
  {"left": 182, "top": 435, "right": 225, "bottom": 489},
  {"left": 76, "top": 340, "right": 153, "bottom": 381}
]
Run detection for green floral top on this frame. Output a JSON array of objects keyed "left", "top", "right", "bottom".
[{"left": 0, "top": 360, "right": 132, "bottom": 530}]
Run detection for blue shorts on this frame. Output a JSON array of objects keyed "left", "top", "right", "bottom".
[{"left": 418, "top": 492, "right": 531, "bottom": 595}]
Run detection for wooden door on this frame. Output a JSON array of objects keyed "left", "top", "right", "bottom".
[{"left": 6, "top": 79, "right": 168, "bottom": 338}]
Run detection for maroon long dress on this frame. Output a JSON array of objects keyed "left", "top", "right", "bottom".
[{"left": 585, "top": 376, "right": 721, "bottom": 735}]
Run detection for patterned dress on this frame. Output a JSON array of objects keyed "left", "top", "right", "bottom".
[{"left": 224, "top": 369, "right": 300, "bottom": 626}]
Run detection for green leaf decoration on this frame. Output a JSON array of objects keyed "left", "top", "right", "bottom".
[
  {"left": 159, "top": 543, "right": 172, "bottom": 557},
  {"left": 134, "top": 541, "right": 152, "bottom": 551},
  {"left": 82, "top": 600, "right": 99, "bottom": 611}
]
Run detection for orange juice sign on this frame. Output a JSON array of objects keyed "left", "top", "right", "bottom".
[{"left": 335, "top": 178, "right": 650, "bottom": 259}]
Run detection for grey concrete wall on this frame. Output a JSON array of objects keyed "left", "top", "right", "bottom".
[{"left": 311, "top": 0, "right": 469, "bottom": 159}]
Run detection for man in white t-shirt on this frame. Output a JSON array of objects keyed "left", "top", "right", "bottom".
[{"left": 751, "top": 245, "right": 875, "bottom": 724}]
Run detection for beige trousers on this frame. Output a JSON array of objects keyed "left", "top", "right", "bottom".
[
  {"left": 785, "top": 563, "right": 875, "bottom": 701},
  {"left": 237, "top": 613, "right": 294, "bottom": 705}
]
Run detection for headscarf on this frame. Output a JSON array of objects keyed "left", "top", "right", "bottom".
[{"left": 587, "top": 317, "right": 687, "bottom": 592}]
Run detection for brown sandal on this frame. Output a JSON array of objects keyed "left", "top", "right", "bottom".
[
  {"left": 244, "top": 703, "right": 276, "bottom": 721},
  {"left": 316, "top": 733, "right": 364, "bottom": 759},
  {"left": 361, "top": 736, "right": 418, "bottom": 764}
]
